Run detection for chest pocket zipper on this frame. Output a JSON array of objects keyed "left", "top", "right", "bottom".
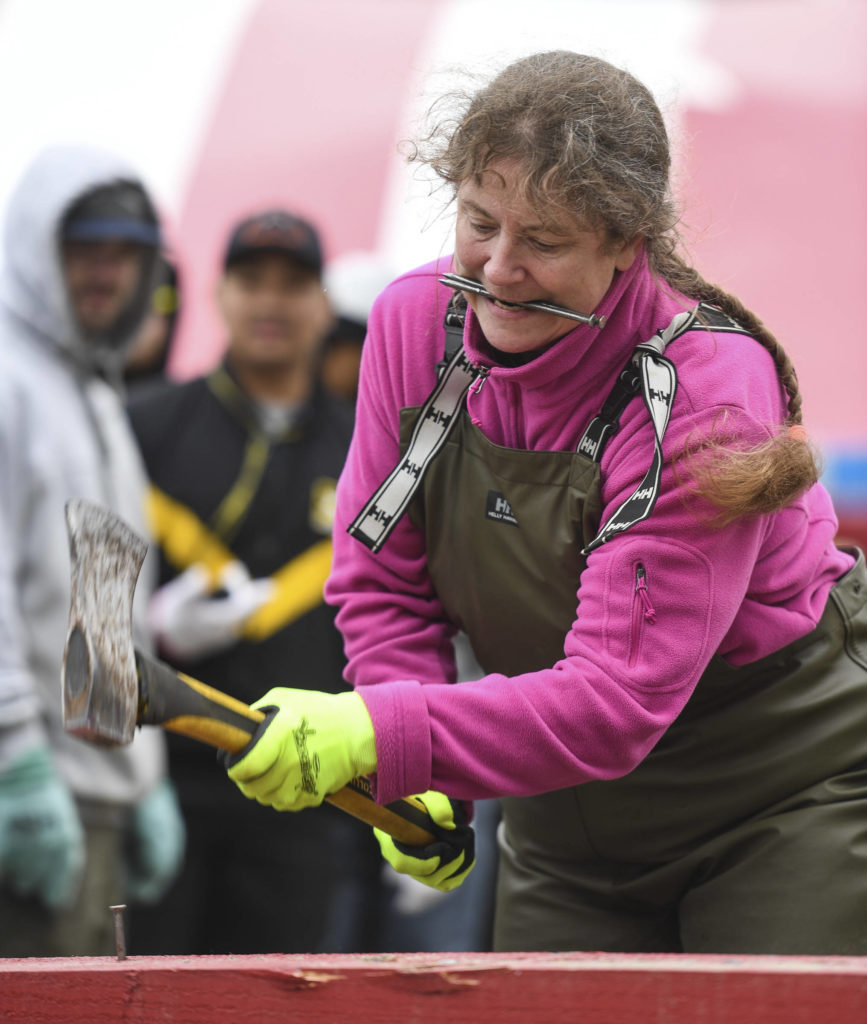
[{"left": 629, "top": 562, "right": 657, "bottom": 668}]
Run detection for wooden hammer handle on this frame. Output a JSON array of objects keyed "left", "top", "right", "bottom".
[{"left": 136, "top": 652, "right": 436, "bottom": 846}]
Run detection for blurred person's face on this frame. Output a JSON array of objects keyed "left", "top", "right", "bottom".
[
  {"left": 62, "top": 240, "right": 146, "bottom": 335},
  {"left": 218, "top": 254, "right": 331, "bottom": 373},
  {"left": 454, "top": 159, "right": 640, "bottom": 355}
]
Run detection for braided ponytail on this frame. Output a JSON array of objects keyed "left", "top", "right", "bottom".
[{"left": 648, "top": 242, "right": 820, "bottom": 521}]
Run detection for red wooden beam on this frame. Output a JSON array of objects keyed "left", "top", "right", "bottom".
[{"left": 2, "top": 952, "right": 867, "bottom": 1023}]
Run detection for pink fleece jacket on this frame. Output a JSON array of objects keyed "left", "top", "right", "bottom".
[{"left": 325, "top": 252, "right": 852, "bottom": 805}]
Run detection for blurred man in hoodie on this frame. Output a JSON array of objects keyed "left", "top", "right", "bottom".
[{"left": 0, "top": 144, "right": 185, "bottom": 957}]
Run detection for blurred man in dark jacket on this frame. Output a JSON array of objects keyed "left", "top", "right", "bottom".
[{"left": 128, "top": 208, "right": 378, "bottom": 954}]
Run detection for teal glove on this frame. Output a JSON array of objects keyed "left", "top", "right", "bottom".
[
  {"left": 0, "top": 746, "right": 85, "bottom": 909},
  {"left": 225, "top": 689, "right": 377, "bottom": 811},
  {"left": 124, "top": 779, "right": 186, "bottom": 904},
  {"left": 375, "top": 790, "right": 475, "bottom": 892}
]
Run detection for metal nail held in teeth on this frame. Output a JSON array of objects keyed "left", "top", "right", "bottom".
[{"left": 439, "top": 273, "right": 607, "bottom": 328}]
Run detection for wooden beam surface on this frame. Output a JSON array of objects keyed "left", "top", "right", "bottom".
[{"left": 3, "top": 952, "right": 867, "bottom": 1024}]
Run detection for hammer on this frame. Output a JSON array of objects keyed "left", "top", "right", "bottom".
[{"left": 61, "top": 498, "right": 436, "bottom": 846}]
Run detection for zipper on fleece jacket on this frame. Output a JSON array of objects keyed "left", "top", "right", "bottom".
[
  {"left": 469, "top": 364, "right": 490, "bottom": 396},
  {"left": 468, "top": 364, "right": 528, "bottom": 440},
  {"left": 629, "top": 562, "right": 657, "bottom": 668},
  {"left": 466, "top": 364, "right": 491, "bottom": 427}
]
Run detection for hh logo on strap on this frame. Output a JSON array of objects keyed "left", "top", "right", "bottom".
[{"left": 486, "top": 491, "right": 519, "bottom": 527}]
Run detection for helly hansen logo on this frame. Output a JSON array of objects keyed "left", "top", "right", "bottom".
[
  {"left": 369, "top": 503, "right": 392, "bottom": 525},
  {"left": 424, "top": 407, "right": 452, "bottom": 427},
  {"left": 578, "top": 434, "right": 599, "bottom": 458},
  {"left": 486, "top": 491, "right": 519, "bottom": 527}
]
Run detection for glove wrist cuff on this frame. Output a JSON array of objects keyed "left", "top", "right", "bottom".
[
  {"left": 2, "top": 746, "right": 58, "bottom": 792},
  {"left": 338, "top": 691, "right": 377, "bottom": 775}
]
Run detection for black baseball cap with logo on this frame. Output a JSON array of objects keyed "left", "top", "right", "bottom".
[{"left": 223, "top": 209, "right": 323, "bottom": 275}]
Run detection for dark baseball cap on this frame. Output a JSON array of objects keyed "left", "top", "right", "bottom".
[
  {"left": 62, "top": 180, "right": 160, "bottom": 247},
  {"left": 224, "top": 209, "right": 323, "bottom": 274}
]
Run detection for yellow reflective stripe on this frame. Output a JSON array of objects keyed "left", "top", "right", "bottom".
[
  {"left": 209, "top": 433, "right": 270, "bottom": 540},
  {"left": 146, "top": 485, "right": 235, "bottom": 585},
  {"left": 241, "top": 538, "right": 333, "bottom": 642}
]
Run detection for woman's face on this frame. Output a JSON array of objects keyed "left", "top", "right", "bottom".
[{"left": 454, "top": 160, "right": 640, "bottom": 354}]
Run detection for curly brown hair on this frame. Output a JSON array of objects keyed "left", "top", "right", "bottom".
[{"left": 413, "top": 50, "right": 819, "bottom": 521}]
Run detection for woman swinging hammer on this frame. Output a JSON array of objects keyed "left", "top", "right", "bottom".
[{"left": 225, "top": 51, "right": 867, "bottom": 955}]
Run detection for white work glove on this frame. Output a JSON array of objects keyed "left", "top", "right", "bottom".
[{"left": 148, "top": 561, "right": 275, "bottom": 661}]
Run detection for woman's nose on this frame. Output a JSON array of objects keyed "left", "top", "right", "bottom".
[{"left": 483, "top": 234, "right": 525, "bottom": 287}]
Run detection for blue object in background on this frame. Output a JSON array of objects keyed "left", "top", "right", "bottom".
[
  {"left": 822, "top": 447, "right": 867, "bottom": 552},
  {"left": 822, "top": 448, "right": 867, "bottom": 513}
]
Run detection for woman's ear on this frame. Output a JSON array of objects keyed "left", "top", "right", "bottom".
[{"left": 614, "top": 235, "right": 644, "bottom": 272}]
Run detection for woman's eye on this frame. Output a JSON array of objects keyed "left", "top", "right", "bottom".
[
  {"left": 469, "top": 220, "right": 494, "bottom": 235},
  {"left": 529, "top": 238, "right": 559, "bottom": 253}
]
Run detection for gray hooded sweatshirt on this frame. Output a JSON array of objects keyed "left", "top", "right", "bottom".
[{"left": 0, "top": 144, "right": 165, "bottom": 804}]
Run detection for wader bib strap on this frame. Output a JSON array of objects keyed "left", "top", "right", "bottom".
[
  {"left": 581, "top": 303, "right": 749, "bottom": 554},
  {"left": 347, "top": 345, "right": 478, "bottom": 553},
  {"left": 348, "top": 294, "right": 477, "bottom": 553},
  {"left": 580, "top": 342, "right": 677, "bottom": 553}
]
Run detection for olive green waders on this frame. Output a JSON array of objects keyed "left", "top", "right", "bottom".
[
  {"left": 348, "top": 303, "right": 867, "bottom": 955},
  {"left": 397, "top": 398, "right": 867, "bottom": 955}
]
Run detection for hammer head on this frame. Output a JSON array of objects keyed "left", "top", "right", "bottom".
[{"left": 63, "top": 499, "right": 147, "bottom": 746}]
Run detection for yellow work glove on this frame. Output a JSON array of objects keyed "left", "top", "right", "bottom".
[
  {"left": 375, "top": 790, "right": 475, "bottom": 892},
  {"left": 225, "top": 688, "right": 377, "bottom": 811}
]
